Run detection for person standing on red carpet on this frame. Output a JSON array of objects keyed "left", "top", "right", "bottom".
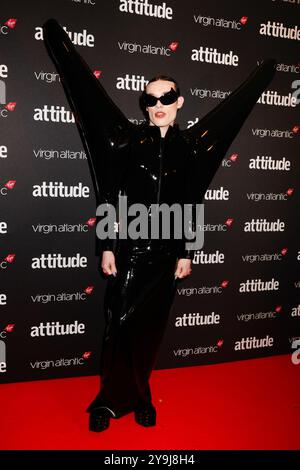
[{"left": 42, "top": 18, "right": 276, "bottom": 433}]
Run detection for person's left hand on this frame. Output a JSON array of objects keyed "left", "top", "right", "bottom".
[{"left": 174, "top": 258, "right": 192, "bottom": 279}]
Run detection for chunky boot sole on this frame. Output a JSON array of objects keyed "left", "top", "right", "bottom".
[
  {"left": 134, "top": 406, "right": 156, "bottom": 427},
  {"left": 89, "top": 410, "right": 111, "bottom": 432}
]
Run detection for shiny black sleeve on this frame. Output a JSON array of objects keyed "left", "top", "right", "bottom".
[
  {"left": 182, "top": 58, "right": 277, "bottom": 208},
  {"left": 177, "top": 58, "right": 277, "bottom": 261},
  {"left": 42, "top": 18, "right": 135, "bottom": 255}
]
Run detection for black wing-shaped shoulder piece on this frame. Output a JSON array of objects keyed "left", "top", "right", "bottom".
[
  {"left": 182, "top": 58, "right": 277, "bottom": 205},
  {"left": 42, "top": 18, "right": 135, "bottom": 205}
]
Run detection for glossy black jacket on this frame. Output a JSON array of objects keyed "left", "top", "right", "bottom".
[{"left": 96, "top": 121, "right": 198, "bottom": 259}]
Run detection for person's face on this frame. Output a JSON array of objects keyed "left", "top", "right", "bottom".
[{"left": 145, "top": 80, "right": 184, "bottom": 131}]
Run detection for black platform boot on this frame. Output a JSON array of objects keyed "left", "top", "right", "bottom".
[
  {"left": 89, "top": 408, "right": 112, "bottom": 432},
  {"left": 134, "top": 404, "right": 156, "bottom": 427}
]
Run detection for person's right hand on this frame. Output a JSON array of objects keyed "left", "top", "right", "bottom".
[{"left": 101, "top": 250, "right": 117, "bottom": 276}]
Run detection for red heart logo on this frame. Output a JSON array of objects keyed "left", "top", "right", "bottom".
[
  {"left": 230, "top": 153, "right": 238, "bottom": 162},
  {"left": 5, "top": 254, "right": 16, "bottom": 263},
  {"left": 217, "top": 339, "right": 224, "bottom": 347},
  {"left": 4, "top": 18, "right": 17, "bottom": 29},
  {"left": 86, "top": 217, "right": 96, "bottom": 226},
  {"left": 275, "top": 305, "right": 282, "bottom": 313},
  {"left": 93, "top": 70, "right": 102, "bottom": 79},
  {"left": 5, "top": 324, "right": 15, "bottom": 332},
  {"left": 4, "top": 102, "right": 16, "bottom": 111},
  {"left": 84, "top": 286, "right": 94, "bottom": 295},
  {"left": 225, "top": 218, "right": 234, "bottom": 227},
  {"left": 4, "top": 180, "right": 16, "bottom": 189},
  {"left": 168, "top": 41, "right": 179, "bottom": 52},
  {"left": 83, "top": 352, "right": 92, "bottom": 359},
  {"left": 221, "top": 280, "right": 229, "bottom": 288},
  {"left": 281, "top": 248, "right": 288, "bottom": 256},
  {"left": 286, "top": 188, "right": 294, "bottom": 196},
  {"left": 292, "top": 125, "right": 299, "bottom": 134},
  {"left": 240, "top": 16, "right": 248, "bottom": 25}
]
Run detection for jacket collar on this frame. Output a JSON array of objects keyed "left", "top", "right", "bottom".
[{"left": 140, "top": 121, "right": 180, "bottom": 141}]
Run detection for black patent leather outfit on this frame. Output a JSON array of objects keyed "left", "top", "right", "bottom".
[
  {"left": 42, "top": 18, "right": 276, "bottom": 420},
  {"left": 87, "top": 122, "right": 196, "bottom": 417},
  {"left": 96, "top": 121, "right": 196, "bottom": 259},
  {"left": 86, "top": 240, "right": 179, "bottom": 417}
]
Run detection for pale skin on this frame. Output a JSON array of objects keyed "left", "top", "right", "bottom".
[{"left": 101, "top": 79, "right": 192, "bottom": 279}]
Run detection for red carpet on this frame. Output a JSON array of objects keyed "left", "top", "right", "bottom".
[{"left": 0, "top": 354, "right": 298, "bottom": 450}]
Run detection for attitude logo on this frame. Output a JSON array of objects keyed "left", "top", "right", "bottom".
[
  {"left": 239, "top": 278, "right": 279, "bottom": 292},
  {"left": 193, "top": 250, "right": 225, "bottom": 265},
  {"left": 33, "top": 105, "right": 75, "bottom": 123},
  {"left": 30, "top": 321, "right": 85, "bottom": 337},
  {"left": 191, "top": 46, "right": 239, "bottom": 66},
  {"left": 249, "top": 155, "right": 291, "bottom": 170},
  {"left": 35, "top": 25, "right": 95, "bottom": 47},
  {"left": 257, "top": 90, "right": 297, "bottom": 107},
  {"left": 31, "top": 253, "right": 88, "bottom": 269},
  {"left": 175, "top": 311, "right": 220, "bottom": 327},
  {"left": 235, "top": 335, "right": 274, "bottom": 350},
  {"left": 259, "top": 21, "right": 300, "bottom": 41},
  {"left": 119, "top": 0, "right": 173, "bottom": 19},
  {"left": 244, "top": 218, "right": 285, "bottom": 232},
  {"left": 116, "top": 74, "right": 148, "bottom": 91},
  {"left": 32, "top": 181, "right": 90, "bottom": 198},
  {"left": 204, "top": 186, "right": 230, "bottom": 200},
  {"left": 0, "top": 18, "right": 17, "bottom": 35}
]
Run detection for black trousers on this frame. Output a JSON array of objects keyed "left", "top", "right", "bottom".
[{"left": 86, "top": 239, "right": 179, "bottom": 418}]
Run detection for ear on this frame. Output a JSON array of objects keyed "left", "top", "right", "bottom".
[{"left": 177, "top": 96, "right": 184, "bottom": 109}]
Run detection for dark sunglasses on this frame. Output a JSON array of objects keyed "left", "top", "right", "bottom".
[{"left": 143, "top": 88, "right": 179, "bottom": 107}]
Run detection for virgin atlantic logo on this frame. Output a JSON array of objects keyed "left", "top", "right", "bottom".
[
  {"left": 0, "top": 101, "right": 17, "bottom": 118},
  {"left": 1, "top": 180, "right": 16, "bottom": 196},
  {"left": 1, "top": 253, "right": 16, "bottom": 270},
  {"left": 0, "top": 18, "right": 17, "bottom": 35}
]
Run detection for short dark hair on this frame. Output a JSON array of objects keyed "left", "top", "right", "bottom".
[{"left": 145, "top": 74, "right": 180, "bottom": 96}]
